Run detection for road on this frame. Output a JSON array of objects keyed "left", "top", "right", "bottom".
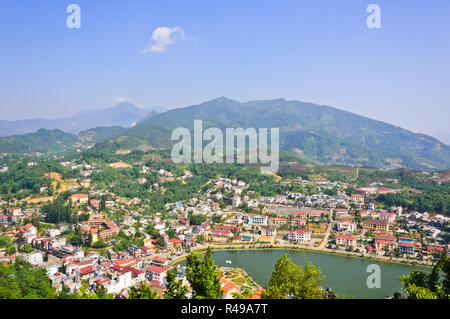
[{"left": 318, "top": 209, "right": 334, "bottom": 249}]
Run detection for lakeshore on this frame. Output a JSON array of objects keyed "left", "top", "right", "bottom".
[
  {"left": 171, "top": 243, "right": 435, "bottom": 268},
  {"left": 173, "top": 246, "right": 431, "bottom": 299}
]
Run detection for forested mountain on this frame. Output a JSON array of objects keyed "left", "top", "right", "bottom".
[
  {"left": 97, "top": 97, "right": 450, "bottom": 171},
  {"left": 0, "top": 129, "right": 79, "bottom": 155},
  {"left": 0, "top": 126, "right": 130, "bottom": 156}
]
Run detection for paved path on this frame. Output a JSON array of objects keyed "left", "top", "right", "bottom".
[{"left": 318, "top": 209, "right": 334, "bottom": 249}]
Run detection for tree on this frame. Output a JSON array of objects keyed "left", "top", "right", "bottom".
[
  {"left": 242, "top": 287, "right": 254, "bottom": 298},
  {"left": 129, "top": 282, "right": 159, "bottom": 299},
  {"left": 6, "top": 244, "right": 16, "bottom": 255},
  {"left": 196, "top": 234, "right": 206, "bottom": 243},
  {"left": 69, "top": 282, "right": 114, "bottom": 299},
  {"left": 164, "top": 268, "right": 188, "bottom": 299},
  {"left": 185, "top": 248, "right": 223, "bottom": 299},
  {"left": 99, "top": 195, "right": 106, "bottom": 212},
  {"left": 0, "top": 258, "right": 56, "bottom": 299},
  {"left": 0, "top": 235, "right": 13, "bottom": 247},
  {"left": 262, "top": 254, "right": 328, "bottom": 299},
  {"left": 399, "top": 252, "right": 450, "bottom": 299}
]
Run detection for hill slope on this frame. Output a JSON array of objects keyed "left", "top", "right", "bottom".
[
  {"left": 0, "top": 126, "right": 135, "bottom": 156},
  {"left": 0, "top": 129, "right": 79, "bottom": 155},
  {"left": 99, "top": 97, "right": 450, "bottom": 171}
]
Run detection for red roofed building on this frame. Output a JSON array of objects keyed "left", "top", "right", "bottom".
[
  {"left": 287, "top": 230, "right": 311, "bottom": 242},
  {"left": 268, "top": 217, "right": 287, "bottom": 227},
  {"left": 375, "top": 234, "right": 397, "bottom": 252},
  {"left": 146, "top": 266, "right": 169, "bottom": 284},
  {"left": 222, "top": 281, "right": 240, "bottom": 299},
  {"left": 335, "top": 235, "right": 356, "bottom": 247},
  {"left": 362, "top": 219, "right": 389, "bottom": 233},
  {"left": 151, "top": 255, "right": 169, "bottom": 267},
  {"left": 398, "top": 242, "right": 415, "bottom": 256},
  {"left": 70, "top": 194, "right": 88, "bottom": 204},
  {"left": 210, "top": 229, "right": 233, "bottom": 239},
  {"left": 425, "top": 246, "right": 445, "bottom": 258}
]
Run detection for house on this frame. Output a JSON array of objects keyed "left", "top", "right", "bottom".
[
  {"left": 335, "top": 209, "right": 350, "bottom": 219},
  {"left": 268, "top": 217, "right": 287, "bottom": 227},
  {"left": 247, "top": 215, "right": 268, "bottom": 226},
  {"left": 425, "top": 246, "right": 445, "bottom": 258},
  {"left": 337, "top": 220, "right": 356, "bottom": 233},
  {"left": 351, "top": 194, "right": 365, "bottom": 206},
  {"left": 380, "top": 212, "right": 396, "bottom": 223},
  {"left": 70, "top": 194, "right": 88, "bottom": 204},
  {"left": 49, "top": 272, "right": 68, "bottom": 290},
  {"left": 105, "top": 271, "right": 133, "bottom": 294},
  {"left": 145, "top": 266, "right": 169, "bottom": 285},
  {"left": 122, "top": 267, "right": 146, "bottom": 286},
  {"left": 0, "top": 215, "right": 8, "bottom": 225},
  {"left": 335, "top": 235, "right": 356, "bottom": 247},
  {"left": 26, "top": 252, "right": 43, "bottom": 265},
  {"left": 151, "top": 256, "right": 169, "bottom": 268},
  {"left": 7, "top": 207, "right": 22, "bottom": 216},
  {"left": 77, "top": 266, "right": 95, "bottom": 280},
  {"left": 287, "top": 230, "right": 311, "bottom": 243},
  {"left": 221, "top": 280, "right": 240, "bottom": 299},
  {"left": 309, "top": 211, "right": 324, "bottom": 218},
  {"left": 141, "top": 246, "right": 154, "bottom": 256},
  {"left": 260, "top": 226, "right": 276, "bottom": 237},
  {"left": 290, "top": 218, "right": 306, "bottom": 228},
  {"left": 362, "top": 219, "right": 389, "bottom": 233},
  {"left": 237, "top": 214, "right": 268, "bottom": 226},
  {"left": 209, "top": 229, "right": 233, "bottom": 239},
  {"left": 398, "top": 242, "right": 415, "bottom": 256},
  {"left": 375, "top": 234, "right": 396, "bottom": 252}
]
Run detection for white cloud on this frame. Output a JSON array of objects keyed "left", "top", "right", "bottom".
[
  {"left": 116, "top": 97, "right": 129, "bottom": 103},
  {"left": 142, "top": 26, "right": 185, "bottom": 54}
]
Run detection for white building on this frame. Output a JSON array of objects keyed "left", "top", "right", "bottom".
[
  {"left": 26, "top": 252, "right": 44, "bottom": 265},
  {"left": 287, "top": 230, "right": 311, "bottom": 242},
  {"left": 337, "top": 220, "right": 356, "bottom": 233}
]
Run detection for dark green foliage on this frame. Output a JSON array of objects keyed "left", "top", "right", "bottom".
[
  {"left": 262, "top": 254, "right": 330, "bottom": 299},
  {"left": 399, "top": 253, "right": 450, "bottom": 299},
  {"left": 0, "top": 259, "right": 56, "bottom": 299},
  {"left": 42, "top": 197, "right": 77, "bottom": 224},
  {"left": 129, "top": 282, "right": 159, "bottom": 299},
  {"left": 185, "top": 248, "right": 223, "bottom": 299},
  {"left": 164, "top": 267, "right": 188, "bottom": 299}
]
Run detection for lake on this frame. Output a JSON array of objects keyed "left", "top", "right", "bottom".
[{"left": 194, "top": 249, "right": 430, "bottom": 299}]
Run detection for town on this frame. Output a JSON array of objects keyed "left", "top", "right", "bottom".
[{"left": 0, "top": 154, "right": 448, "bottom": 299}]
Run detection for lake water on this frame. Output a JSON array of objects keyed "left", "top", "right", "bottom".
[{"left": 203, "top": 249, "right": 430, "bottom": 299}]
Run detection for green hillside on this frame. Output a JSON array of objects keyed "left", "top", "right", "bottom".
[
  {"left": 0, "top": 129, "right": 79, "bottom": 155},
  {"left": 98, "top": 97, "right": 450, "bottom": 171}
]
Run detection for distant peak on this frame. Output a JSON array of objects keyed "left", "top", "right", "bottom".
[
  {"left": 114, "top": 102, "right": 141, "bottom": 109},
  {"left": 203, "top": 96, "right": 240, "bottom": 105}
]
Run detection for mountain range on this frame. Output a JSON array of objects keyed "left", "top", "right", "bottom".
[
  {"left": 97, "top": 97, "right": 450, "bottom": 171},
  {"left": 0, "top": 102, "right": 163, "bottom": 137},
  {"left": 1, "top": 97, "right": 449, "bottom": 171}
]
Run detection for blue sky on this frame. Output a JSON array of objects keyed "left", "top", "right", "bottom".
[{"left": 0, "top": 0, "right": 449, "bottom": 140}]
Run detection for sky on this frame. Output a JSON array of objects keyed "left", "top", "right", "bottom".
[{"left": 0, "top": 0, "right": 449, "bottom": 141}]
